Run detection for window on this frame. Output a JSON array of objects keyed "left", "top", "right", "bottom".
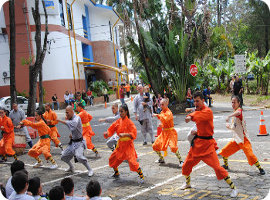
[
  {"left": 67, "top": 3, "right": 72, "bottom": 30},
  {"left": 59, "top": 0, "right": 65, "bottom": 27}
]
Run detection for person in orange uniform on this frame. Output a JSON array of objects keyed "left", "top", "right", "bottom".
[
  {"left": 20, "top": 111, "right": 58, "bottom": 169},
  {"left": 125, "top": 83, "right": 131, "bottom": 98},
  {"left": 0, "top": 108, "right": 17, "bottom": 162},
  {"left": 219, "top": 95, "right": 265, "bottom": 175},
  {"left": 182, "top": 91, "right": 238, "bottom": 198},
  {"left": 43, "top": 103, "right": 63, "bottom": 150},
  {"left": 77, "top": 103, "right": 98, "bottom": 157},
  {"left": 152, "top": 99, "right": 183, "bottom": 167},
  {"left": 103, "top": 104, "right": 144, "bottom": 183}
]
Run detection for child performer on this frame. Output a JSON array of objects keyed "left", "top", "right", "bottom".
[
  {"left": 182, "top": 91, "right": 238, "bottom": 198},
  {"left": 219, "top": 95, "right": 265, "bottom": 175},
  {"left": 43, "top": 103, "right": 63, "bottom": 150},
  {"left": 20, "top": 111, "right": 58, "bottom": 169},
  {"left": 103, "top": 104, "right": 144, "bottom": 183},
  {"left": 0, "top": 108, "right": 17, "bottom": 162},
  {"left": 152, "top": 99, "right": 183, "bottom": 167},
  {"left": 77, "top": 103, "right": 99, "bottom": 157}
]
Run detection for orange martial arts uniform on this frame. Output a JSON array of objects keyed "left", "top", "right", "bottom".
[
  {"left": 22, "top": 119, "right": 52, "bottom": 160},
  {"left": 78, "top": 109, "right": 95, "bottom": 150},
  {"left": 152, "top": 107, "right": 178, "bottom": 154},
  {"left": 105, "top": 116, "right": 139, "bottom": 172},
  {"left": 182, "top": 105, "right": 228, "bottom": 180},
  {"left": 0, "top": 116, "right": 15, "bottom": 156},
  {"left": 43, "top": 110, "right": 61, "bottom": 147},
  {"left": 219, "top": 109, "right": 258, "bottom": 166}
]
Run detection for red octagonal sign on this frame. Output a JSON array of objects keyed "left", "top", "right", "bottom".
[{"left": 190, "top": 64, "right": 198, "bottom": 77}]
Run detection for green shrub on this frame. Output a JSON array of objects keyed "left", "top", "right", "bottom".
[
  {"left": 108, "top": 90, "right": 115, "bottom": 95},
  {"left": 90, "top": 80, "right": 109, "bottom": 97},
  {"left": 17, "top": 90, "right": 28, "bottom": 98}
]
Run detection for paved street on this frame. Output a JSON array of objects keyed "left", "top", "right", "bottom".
[{"left": 1, "top": 98, "right": 270, "bottom": 199}]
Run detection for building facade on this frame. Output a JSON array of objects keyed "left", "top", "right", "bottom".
[{"left": 0, "top": 0, "right": 123, "bottom": 102}]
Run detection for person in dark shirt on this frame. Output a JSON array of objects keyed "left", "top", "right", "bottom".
[
  {"left": 52, "top": 94, "right": 59, "bottom": 110},
  {"left": 233, "top": 75, "right": 243, "bottom": 107},
  {"left": 202, "top": 86, "right": 212, "bottom": 107}
]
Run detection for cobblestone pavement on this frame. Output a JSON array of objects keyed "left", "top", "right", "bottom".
[{"left": 1, "top": 99, "right": 269, "bottom": 200}]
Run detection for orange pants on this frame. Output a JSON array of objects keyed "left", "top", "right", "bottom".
[
  {"left": 219, "top": 137, "right": 258, "bottom": 166},
  {"left": 83, "top": 134, "right": 94, "bottom": 149},
  {"left": 28, "top": 138, "right": 51, "bottom": 160},
  {"left": 0, "top": 137, "right": 15, "bottom": 156},
  {"left": 182, "top": 151, "right": 228, "bottom": 180},
  {"left": 109, "top": 151, "right": 139, "bottom": 172},
  {"left": 152, "top": 129, "right": 178, "bottom": 153},
  {"left": 49, "top": 127, "right": 60, "bottom": 147}
]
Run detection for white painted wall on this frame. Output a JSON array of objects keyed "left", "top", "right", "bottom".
[
  {"left": 0, "top": 35, "right": 10, "bottom": 86},
  {"left": 0, "top": 7, "right": 6, "bottom": 34}
]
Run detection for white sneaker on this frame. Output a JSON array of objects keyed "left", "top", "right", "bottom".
[
  {"left": 33, "top": 162, "right": 43, "bottom": 168},
  {"left": 88, "top": 169, "right": 94, "bottom": 177},
  {"left": 180, "top": 183, "right": 191, "bottom": 190},
  {"left": 179, "top": 161, "right": 184, "bottom": 168},
  {"left": 230, "top": 189, "right": 238, "bottom": 198},
  {"left": 65, "top": 167, "right": 75, "bottom": 173},
  {"left": 50, "top": 164, "right": 58, "bottom": 169}
]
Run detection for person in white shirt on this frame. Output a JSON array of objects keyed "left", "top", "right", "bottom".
[
  {"left": 86, "top": 180, "right": 111, "bottom": 200},
  {"left": 61, "top": 178, "right": 86, "bottom": 200},
  {"left": 9, "top": 170, "right": 34, "bottom": 200},
  {"left": 28, "top": 177, "right": 47, "bottom": 200},
  {"left": 5, "top": 160, "right": 25, "bottom": 199}
]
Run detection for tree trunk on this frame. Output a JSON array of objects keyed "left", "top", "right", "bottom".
[
  {"left": 38, "top": 68, "right": 43, "bottom": 111},
  {"left": 27, "top": 0, "right": 48, "bottom": 116},
  {"left": 265, "top": 25, "right": 269, "bottom": 56},
  {"left": 246, "top": 77, "right": 250, "bottom": 94},
  {"left": 217, "top": 0, "right": 221, "bottom": 26},
  {"left": 9, "top": 0, "right": 17, "bottom": 106}
]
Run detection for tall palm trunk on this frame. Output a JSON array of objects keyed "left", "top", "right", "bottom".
[{"left": 9, "top": 0, "right": 17, "bottom": 106}]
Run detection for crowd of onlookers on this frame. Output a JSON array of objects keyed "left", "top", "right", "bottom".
[
  {"left": 0, "top": 160, "right": 111, "bottom": 200},
  {"left": 185, "top": 75, "right": 244, "bottom": 108}
]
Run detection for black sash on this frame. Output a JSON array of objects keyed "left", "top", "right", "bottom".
[
  {"left": 191, "top": 135, "right": 213, "bottom": 147},
  {"left": 69, "top": 137, "right": 83, "bottom": 145},
  {"left": 48, "top": 125, "right": 55, "bottom": 128}
]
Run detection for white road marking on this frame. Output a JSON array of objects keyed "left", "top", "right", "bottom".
[{"left": 119, "top": 163, "right": 207, "bottom": 200}]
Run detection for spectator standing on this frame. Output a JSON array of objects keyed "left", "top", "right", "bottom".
[
  {"left": 87, "top": 88, "right": 93, "bottom": 106},
  {"left": 134, "top": 85, "right": 154, "bottom": 145},
  {"left": 64, "top": 91, "right": 70, "bottom": 105},
  {"left": 230, "top": 76, "right": 235, "bottom": 94},
  {"left": 52, "top": 94, "right": 60, "bottom": 110},
  {"left": 203, "top": 86, "right": 212, "bottom": 107},
  {"left": 82, "top": 90, "right": 87, "bottom": 104},
  {"left": 186, "top": 88, "right": 194, "bottom": 107},
  {"left": 108, "top": 79, "right": 113, "bottom": 90},
  {"left": 102, "top": 87, "right": 109, "bottom": 103},
  {"left": 125, "top": 83, "right": 131, "bottom": 98},
  {"left": 233, "top": 75, "right": 244, "bottom": 107},
  {"left": 9, "top": 103, "right": 33, "bottom": 148},
  {"left": 152, "top": 96, "right": 158, "bottom": 114},
  {"left": 119, "top": 83, "right": 125, "bottom": 105}
]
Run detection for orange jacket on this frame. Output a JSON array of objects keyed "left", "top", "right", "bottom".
[
  {"left": 106, "top": 116, "right": 137, "bottom": 160},
  {"left": 0, "top": 116, "right": 15, "bottom": 142},
  {"left": 43, "top": 110, "right": 58, "bottom": 126},
  {"left": 188, "top": 105, "right": 216, "bottom": 157},
  {"left": 22, "top": 119, "right": 51, "bottom": 137},
  {"left": 157, "top": 107, "right": 174, "bottom": 129},
  {"left": 78, "top": 109, "right": 95, "bottom": 136}
]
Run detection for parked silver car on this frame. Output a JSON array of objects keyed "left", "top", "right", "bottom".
[{"left": 0, "top": 96, "right": 39, "bottom": 112}]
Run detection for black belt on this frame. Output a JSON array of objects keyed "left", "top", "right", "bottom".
[
  {"left": 48, "top": 125, "right": 55, "bottom": 128},
  {"left": 40, "top": 134, "right": 50, "bottom": 139},
  {"left": 191, "top": 135, "right": 213, "bottom": 147},
  {"left": 69, "top": 137, "right": 83, "bottom": 145}
]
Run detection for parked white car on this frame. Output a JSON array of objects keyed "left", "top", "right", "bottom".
[{"left": 0, "top": 96, "right": 39, "bottom": 112}]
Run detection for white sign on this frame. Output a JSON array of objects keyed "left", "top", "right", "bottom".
[{"left": 234, "top": 54, "right": 246, "bottom": 73}]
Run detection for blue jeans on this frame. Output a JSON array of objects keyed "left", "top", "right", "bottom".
[
  {"left": 52, "top": 102, "right": 59, "bottom": 110},
  {"left": 120, "top": 98, "right": 125, "bottom": 105}
]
